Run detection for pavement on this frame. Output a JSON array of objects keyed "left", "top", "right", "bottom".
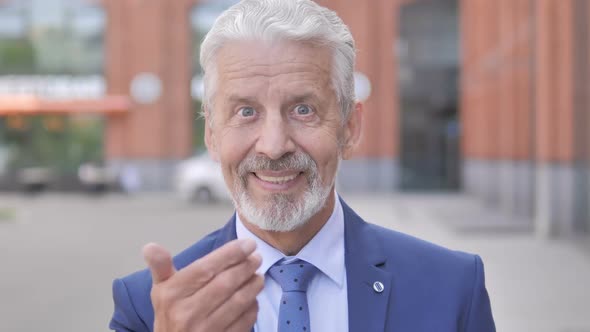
[{"left": 0, "top": 192, "right": 589, "bottom": 332}]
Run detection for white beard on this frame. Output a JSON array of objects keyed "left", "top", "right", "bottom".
[{"left": 230, "top": 152, "right": 334, "bottom": 232}]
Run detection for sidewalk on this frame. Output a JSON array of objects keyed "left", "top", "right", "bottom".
[
  {"left": 0, "top": 192, "right": 588, "bottom": 331},
  {"left": 348, "top": 193, "right": 590, "bottom": 332}
]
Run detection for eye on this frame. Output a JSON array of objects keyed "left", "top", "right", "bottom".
[
  {"left": 294, "top": 104, "right": 313, "bottom": 115},
  {"left": 238, "top": 106, "right": 256, "bottom": 117}
]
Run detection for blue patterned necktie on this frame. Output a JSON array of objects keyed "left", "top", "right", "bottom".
[{"left": 268, "top": 260, "right": 318, "bottom": 332}]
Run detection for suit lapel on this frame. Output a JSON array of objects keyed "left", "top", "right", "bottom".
[
  {"left": 342, "top": 199, "right": 393, "bottom": 332},
  {"left": 211, "top": 213, "right": 238, "bottom": 250}
]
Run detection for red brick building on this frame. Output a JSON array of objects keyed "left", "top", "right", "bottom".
[
  {"left": 101, "top": 0, "right": 590, "bottom": 236},
  {"left": 101, "top": 0, "right": 420, "bottom": 191},
  {"left": 1, "top": 0, "right": 587, "bottom": 236},
  {"left": 461, "top": 0, "right": 589, "bottom": 236}
]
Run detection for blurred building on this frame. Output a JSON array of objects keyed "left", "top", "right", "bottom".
[
  {"left": 460, "top": 0, "right": 590, "bottom": 237},
  {"left": 0, "top": 0, "right": 588, "bottom": 237},
  {"left": 0, "top": 0, "right": 130, "bottom": 191},
  {"left": 99, "top": 0, "right": 457, "bottom": 192}
]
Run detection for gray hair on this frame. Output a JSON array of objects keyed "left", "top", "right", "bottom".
[{"left": 199, "top": 0, "right": 356, "bottom": 121}]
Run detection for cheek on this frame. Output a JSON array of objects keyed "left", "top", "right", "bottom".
[
  {"left": 292, "top": 119, "right": 341, "bottom": 144},
  {"left": 217, "top": 127, "right": 257, "bottom": 161},
  {"left": 293, "top": 130, "right": 342, "bottom": 174},
  {"left": 315, "top": 150, "right": 341, "bottom": 188},
  {"left": 215, "top": 128, "right": 258, "bottom": 187}
]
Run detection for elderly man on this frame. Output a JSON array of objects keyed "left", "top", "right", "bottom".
[{"left": 110, "top": 0, "right": 495, "bottom": 331}]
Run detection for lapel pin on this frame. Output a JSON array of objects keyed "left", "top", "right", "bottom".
[{"left": 373, "top": 281, "right": 385, "bottom": 293}]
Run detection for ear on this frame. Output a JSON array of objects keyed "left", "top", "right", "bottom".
[
  {"left": 341, "top": 101, "right": 363, "bottom": 160},
  {"left": 204, "top": 107, "right": 220, "bottom": 162}
]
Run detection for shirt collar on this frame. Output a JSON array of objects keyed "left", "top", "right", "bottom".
[{"left": 235, "top": 192, "right": 346, "bottom": 288}]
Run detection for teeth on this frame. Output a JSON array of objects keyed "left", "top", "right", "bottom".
[{"left": 257, "top": 173, "right": 298, "bottom": 184}]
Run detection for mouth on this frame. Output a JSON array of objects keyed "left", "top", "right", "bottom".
[
  {"left": 250, "top": 171, "right": 305, "bottom": 191},
  {"left": 255, "top": 172, "right": 300, "bottom": 183}
]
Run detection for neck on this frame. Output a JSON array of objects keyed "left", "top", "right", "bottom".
[{"left": 240, "top": 191, "right": 336, "bottom": 255}]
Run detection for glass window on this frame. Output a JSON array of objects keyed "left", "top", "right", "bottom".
[
  {"left": 0, "top": 0, "right": 105, "bottom": 75},
  {"left": 0, "top": 0, "right": 105, "bottom": 188}
]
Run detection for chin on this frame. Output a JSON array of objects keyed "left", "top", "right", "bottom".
[{"left": 233, "top": 187, "right": 331, "bottom": 233}]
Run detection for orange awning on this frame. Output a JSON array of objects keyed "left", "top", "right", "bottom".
[{"left": 0, "top": 95, "right": 132, "bottom": 115}]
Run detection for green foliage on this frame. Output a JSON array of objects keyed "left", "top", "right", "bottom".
[
  {"left": 0, "top": 19, "right": 104, "bottom": 75},
  {"left": 0, "top": 38, "right": 36, "bottom": 74},
  {"left": 0, "top": 116, "right": 104, "bottom": 173}
]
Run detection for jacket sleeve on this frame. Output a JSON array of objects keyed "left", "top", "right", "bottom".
[
  {"left": 109, "top": 278, "right": 150, "bottom": 332},
  {"left": 463, "top": 255, "right": 496, "bottom": 332}
]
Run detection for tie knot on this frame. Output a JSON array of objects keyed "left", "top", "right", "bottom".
[{"left": 268, "top": 260, "right": 318, "bottom": 292}]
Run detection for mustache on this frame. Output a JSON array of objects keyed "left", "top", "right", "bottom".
[{"left": 237, "top": 152, "right": 317, "bottom": 176}]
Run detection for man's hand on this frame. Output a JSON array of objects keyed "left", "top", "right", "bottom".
[{"left": 143, "top": 239, "right": 263, "bottom": 332}]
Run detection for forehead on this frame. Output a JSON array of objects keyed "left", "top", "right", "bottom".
[{"left": 214, "top": 40, "right": 333, "bottom": 96}]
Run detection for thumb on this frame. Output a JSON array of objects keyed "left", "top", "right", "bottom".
[{"left": 143, "top": 243, "right": 176, "bottom": 284}]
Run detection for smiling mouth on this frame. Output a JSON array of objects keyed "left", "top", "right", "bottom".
[{"left": 253, "top": 172, "right": 303, "bottom": 184}]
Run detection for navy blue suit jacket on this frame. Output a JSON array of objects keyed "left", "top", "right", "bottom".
[{"left": 110, "top": 199, "right": 495, "bottom": 331}]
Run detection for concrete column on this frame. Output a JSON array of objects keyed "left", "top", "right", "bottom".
[
  {"left": 513, "top": 0, "right": 535, "bottom": 218},
  {"left": 496, "top": 0, "right": 535, "bottom": 218},
  {"left": 587, "top": 0, "right": 590, "bottom": 234},
  {"left": 573, "top": 0, "right": 590, "bottom": 233},
  {"left": 461, "top": 0, "right": 503, "bottom": 204},
  {"left": 323, "top": 0, "right": 399, "bottom": 191},
  {"left": 461, "top": 0, "right": 487, "bottom": 197},
  {"left": 103, "top": 0, "right": 193, "bottom": 190},
  {"left": 461, "top": 0, "right": 535, "bottom": 218},
  {"left": 534, "top": 0, "right": 577, "bottom": 237},
  {"left": 497, "top": 0, "right": 518, "bottom": 214}
]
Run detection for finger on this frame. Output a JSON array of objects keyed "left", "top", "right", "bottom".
[
  {"left": 143, "top": 243, "right": 176, "bottom": 284},
  {"left": 196, "top": 254, "right": 263, "bottom": 317},
  {"left": 206, "top": 273, "right": 264, "bottom": 330},
  {"left": 225, "top": 299, "right": 259, "bottom": 332},
  {"left": 173, "top": 239, "right": 256, "bottom": 289}
]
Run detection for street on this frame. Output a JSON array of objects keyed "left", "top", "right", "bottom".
[{"left": 0, "top": 193, "right": 589, "bottom": 332}]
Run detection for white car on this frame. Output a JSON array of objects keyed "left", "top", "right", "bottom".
[{"left": 174, "top": 153, "right": 231, "bottom": 203}]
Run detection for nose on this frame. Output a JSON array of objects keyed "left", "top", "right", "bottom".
[{"left": 255, "top": 112, "right": 296, "bottom": 160}]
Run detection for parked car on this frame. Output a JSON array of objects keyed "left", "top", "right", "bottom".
[
  {"left": 174, "top": 153, "right": 230, "bottom": 203},
  {"left": 78, "top": 163, "right": 119, "bottom": 193},
  {"left": 17, "top": 167, "right": 54, "bottom": 193}
]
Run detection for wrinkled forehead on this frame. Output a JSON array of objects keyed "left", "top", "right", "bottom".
[
  {"left": 212, "top": 40, "right": 335, "bottom": 102},
  {"left": 216, "top": 40, "right": 332, "bottom": 81}
]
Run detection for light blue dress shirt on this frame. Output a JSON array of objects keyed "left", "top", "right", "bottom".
[{"left": 235, "top": 193, "right": 349, "bottom": 332}]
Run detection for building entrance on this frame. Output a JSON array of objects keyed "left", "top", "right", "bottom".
[{"left": 398, "top": 0, "right": 460, "bottom": 190}]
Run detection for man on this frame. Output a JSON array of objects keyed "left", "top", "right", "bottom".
[{"left": 110, "top": 0, "right": 496, "bottom": 331}]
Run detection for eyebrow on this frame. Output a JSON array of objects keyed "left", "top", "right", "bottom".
[
  {"left": 284, "top": 92, "right": 321, "bottom": 105},
  {"left": 226, "top": 95, "right": 258, "bottom": 105},
  {"left": 225, "top": 92, "right": 321, "bottom": 106}
]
